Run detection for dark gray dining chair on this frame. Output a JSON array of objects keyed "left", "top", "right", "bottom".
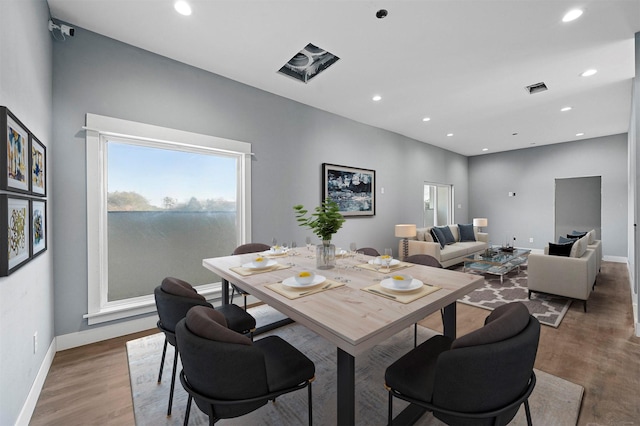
[
  {"left": 385, "top": 302, "right": 540, "bottom": 426},
  {"left": 404, "top": 253, "right": 443, "bottom": 346},
  {"left": 154, "top": 277, "right": 256, "bottom": 416},
  {"left": 176, "top": 305, "right": 315, "bottom": 425},
  {"left": 356, "top": 247, "right": 380, "bottom": 256}
]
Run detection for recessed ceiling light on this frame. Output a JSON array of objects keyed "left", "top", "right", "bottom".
[
  {"left": 576, "top": 132, "right": 585, "bottom": 136},
  {"left": 174, "top": 1, "right": 192, "bottom": 15},
  {"left": 561, "top": 106, "right": 572, "bottom": 112},
  {"left": 372, "top": 95, "right": 382, "bottom": 102},
  {"left": 512, "top": 132, "right": 518, "bottom": 136},
  {"left": 482, "top": 148, "right": 489, "bottom": 152},
  {"left": 422, "top": 117, "right": 431, "bottom": 122},
  {"left": 562, "top": 9, "right": 583, "bottom": 23},
  {"left": 446, "top": 133, "right": 453, "bottom": 137},
  {"left": 581, "top": 69, "right": 597, "bottom": 77}
]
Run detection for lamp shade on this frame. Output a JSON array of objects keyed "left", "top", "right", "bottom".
[
  {"left": 473, "top": 218, "right": 488, "bottom": 227},
  {"left": 395, "top": 224, "right": 417, "bottom": 238}
]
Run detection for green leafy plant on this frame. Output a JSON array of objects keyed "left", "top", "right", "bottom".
[{"left": 293, "top": 199, "right": 345, "bottom": 242}]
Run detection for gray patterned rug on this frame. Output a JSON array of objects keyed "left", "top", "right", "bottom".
[
  {"left": 457, "top": 264, "right": 572, "bottom": 327},
  {"left": 127, "top": 306, "right": 583, "bottom": 425}
]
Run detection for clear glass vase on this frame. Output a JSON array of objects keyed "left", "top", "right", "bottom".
[{"left": 316, "top": 241, "right": 336, "bottom": 269}]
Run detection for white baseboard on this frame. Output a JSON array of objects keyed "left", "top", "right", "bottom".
[
  {"left": 603, "top": 255, "right": 627, "bottom": 263},
  {"left": 56, "top": 315, "right": 159, "bottom": 351},
  {"left": 15, "top": 338, "right": 56, "bottom": 426}
]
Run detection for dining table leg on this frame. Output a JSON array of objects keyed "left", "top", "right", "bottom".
[
  {"left": 221, "top": 278, "right": 230, "bottom": 305},
  {"left": 337, "top": 348, "right": 355, "bottom": 425}
]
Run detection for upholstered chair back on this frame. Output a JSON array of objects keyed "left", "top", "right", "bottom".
[{"left": 432, "top": 303, "right": 540, "bottom": 425}]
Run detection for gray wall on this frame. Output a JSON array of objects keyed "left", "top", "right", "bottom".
[
  {"left": 468, "top": 134, "right": 628, "bottom": 257},
  {"left": 0, "top": 1, "right": 53, "bottom": 424},
  {"left": 52, "top": 27, "right": 470, "bottom": 336}
]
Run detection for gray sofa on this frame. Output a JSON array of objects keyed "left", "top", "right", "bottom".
[
  {"left": 527, "top": 232, "right": 598, "bottom": 312},
  {"left": 401, "top": 225, "right": 489, "bottom": 268}
]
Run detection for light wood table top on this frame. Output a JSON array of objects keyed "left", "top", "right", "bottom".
[{"left": 203, "top": 252, "right": 483, "bottom": 356}]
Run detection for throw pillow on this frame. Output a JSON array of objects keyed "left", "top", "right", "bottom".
[
  {"left": 570, "top": 230, "right": 588, "bottom": 238},
  {"left": 558, "top": 236, "right": 574, "bottom": 244},
  {"left": 570, "top": 235, "right": 588, "bottom": 258},
  {"left": 436, "top": 226, "right": 457, "bottom": 245},
  {"left": 430, "top": 228, "right": 446, "bottom": 249},
  {"left": 548, "top": 242, "right": 573, "bottom": 257},
  {"left": 458, "top": 223, "right": 476, "bottom": 242}
]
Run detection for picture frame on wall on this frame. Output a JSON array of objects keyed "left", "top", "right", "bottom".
[
  {"left": 31, "top": 199, "right": 47, "bottom": 257},
  {"left": 1, "top": 106, "right": 31, "bottom": 194},
  {"left": 322, "top": 163, "right": 376, "bottom": 217},
  {"left": 0, "top": 194, "right": 31, "bottom": 276},
  {"left": 30, "top": 134, "right": 46, "bottom": 196}
]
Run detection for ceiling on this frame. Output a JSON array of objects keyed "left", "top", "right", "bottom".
[{"left": 47, "top": 0, "right": 640, "bottom": 156}]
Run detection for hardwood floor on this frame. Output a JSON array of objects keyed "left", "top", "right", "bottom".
[{"left": 30, "top": 261, "right": 639, "bottom": 425}]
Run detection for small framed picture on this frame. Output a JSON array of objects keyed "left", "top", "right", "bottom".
[
  {"left": 322, "top": 163, "right": 376, "bottom": 217},
  {"left": 1, "top": 106, "right": 31, "bottom": 193},
  {"left": 0, "top": 194, "right": 31, "bottom": 276},
  {"left": 30, "top": 134, "right": 46, "bottom": 196},
  {"left": 31, "top": 199, "right": 47, "bottom": 257}
]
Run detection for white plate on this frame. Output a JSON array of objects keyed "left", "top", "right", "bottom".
[
  {"left": 263, "top": 248, "right": 289, "bottom": 256},
  {"left": 242, "top": 259, "right": 277, "bottom": 270},
  {"left": 380, "top": 278, "right": 423, "bottom": 292},
  {"left": 282, "top": 275, "right": 326, "bottom": 288},
  {"left": 368, "top": 258, "right": 400, "bottom": 266},
  {"left": 336, "top": 249, "right": 348, "bottom": 256}
]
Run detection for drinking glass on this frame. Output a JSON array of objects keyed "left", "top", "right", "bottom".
[
  {"left": 349, "top": 242, "right": 357, "bottom": 257},
  {"left": 306, "top": 236, "right": 312, "bottom": 251},
  {"left": 382, "top": 248, "right": 393, "bottom": 273},
  {"left": 288, "top": 241, "right": 297, "bottom": 265}
]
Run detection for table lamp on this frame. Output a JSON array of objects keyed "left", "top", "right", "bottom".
[
  {"left": 395, "top": 224, "right": 417, "bottom": 260},
  {"left": 473, "top": 218, "right": 488, "bottom": 232}
]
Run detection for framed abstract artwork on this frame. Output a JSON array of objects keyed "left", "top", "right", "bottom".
[
  {"left": 322, "top": 163, "right": 376, "bottom": 217},
  {"left": 30, "top": 134, "right": 46, "bottom": 196},
  {"left": 0, "top": 195, "right": 31, "bottom": 276},
  {"left": 1, "top": 106, "right": 31, "bottom": 194},
  {"left": 31, "top": 199, "right": 47, "bottom": 257}
]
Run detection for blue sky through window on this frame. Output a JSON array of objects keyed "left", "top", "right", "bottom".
[{"left": 107, "top": 141, "right": 237, "bottom": 208}]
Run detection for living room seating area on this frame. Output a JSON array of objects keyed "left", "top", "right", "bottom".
[{"left": 401, "top": 224, "right": 489, "bottom": 268}]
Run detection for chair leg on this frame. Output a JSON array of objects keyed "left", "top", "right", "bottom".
[
  {"left": 243, "top": 294, "right": 248, "bottom": 311},
  {"left": 414, "top": 323, "right": 418, "bottom": 348},
  {"left": 158, "top": 338, "right": 168, "bottom": 383},
  {"left": 583, "top": 300, "right": 587, "bottom": 313},
  {"left": 308, "top": 381, "right": 313, "bottom": 426},
  {"left": 183, "top": 395, "right": 192, "bottom": 426},
  {"left": 387, "top": 391, "right": 393, "bottom": 425},
  {"left": 168, "top": 347, "right": 178, "bottom": 416},
  {"left": 524, "top": 399, "right": 533, "bottom": 426}
]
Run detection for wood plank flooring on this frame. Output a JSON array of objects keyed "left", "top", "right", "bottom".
[{"left": 30, "top": 261, "right": 640, "bottom": 425}]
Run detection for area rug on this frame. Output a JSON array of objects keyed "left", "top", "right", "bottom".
[
  {"left": 457, "top": 264, "right": 572, "bottom": 327},
  {"left": 127, "top": 312, "right": 583, "bottom": 425}
]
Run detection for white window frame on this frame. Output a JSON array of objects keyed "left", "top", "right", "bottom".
[{"left": 84, "top": 113, "right": 252, "bottom": 325}]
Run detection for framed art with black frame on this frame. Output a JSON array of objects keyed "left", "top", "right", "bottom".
[
  {"left": 30, "top": 134, "right": 46, "bottom": 196},
  {"left": 31, "top": 199, "right": 47, "bottom": 257},
  {"left": 1, "top": 106, "right": 31, "bottom": 194},
  {"left": 0, "top": 194, "right": 31, "bottom": 276},
  {"left": 322, "top": 163, "right": 375, "bottom": 217}
]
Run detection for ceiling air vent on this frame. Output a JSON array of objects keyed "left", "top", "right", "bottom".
[
  {"left": 525, "top": 82, "right": 548, "bottom": 94},
  {"left": 278, "top": 43, "right": 340, "bottom": 83}
]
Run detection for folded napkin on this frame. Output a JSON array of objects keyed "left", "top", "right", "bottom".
[
  {"left": 357, "top": 261, "right": 414, "bottom": 273},
  {"left": 266, "top": 279, "right": 344, "bottom": 300},
  {"left": 229, "top": 263, "right": 292, "bottom": 276},
  {"left": 361, "top": 282, "right": 440, "bottom": 304}
]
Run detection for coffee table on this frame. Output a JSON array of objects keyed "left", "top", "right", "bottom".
[{"left": 463, "top": 247, "right": 530, "bottom": 283}]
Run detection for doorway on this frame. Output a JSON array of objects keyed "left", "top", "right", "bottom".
[{"left": 555, "top": 176, "right": 601, "bottom": 240}]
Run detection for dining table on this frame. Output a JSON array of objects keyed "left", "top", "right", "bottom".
[{"left": 203, "top": 249, "right": 484, "bottom": 425}]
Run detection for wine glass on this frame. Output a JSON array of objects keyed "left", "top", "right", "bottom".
[
  {"left": 305, "top": 236, "right": 312, "bottom": 251},
  {"left": 382, "top": 248, "right": 393, "bottom": 273},
  {"left": 288, "top": 241, "right": 297, "bottom": 265}
]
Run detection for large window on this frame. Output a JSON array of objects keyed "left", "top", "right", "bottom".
[{"left": 85, "top": 114, "right": 251, "bottom": 324}]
